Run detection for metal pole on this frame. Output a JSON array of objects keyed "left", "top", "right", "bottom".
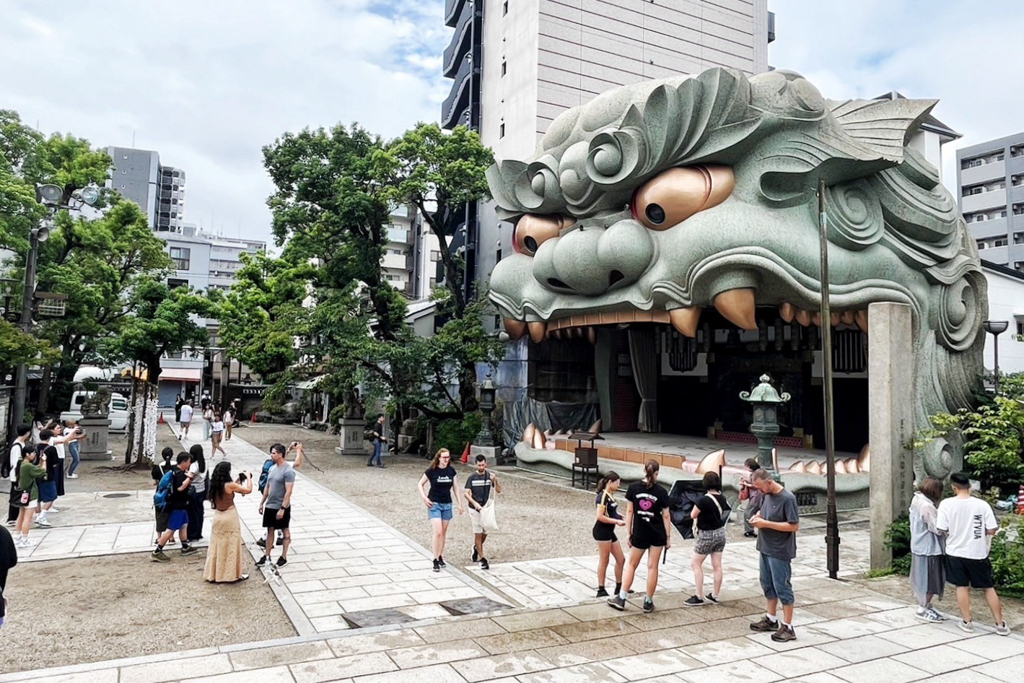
[
  {"left": 818, "top": 179, "right": 840, "bottom": 579},
  {"left": 994, "top": 333, "right": 1000, "bottom": 395},
  {"left": 12, "top": 230, "right": 40, "bottom": 430}
]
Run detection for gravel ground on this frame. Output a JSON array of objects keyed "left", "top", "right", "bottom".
[
  {"left": 0, "top": 551, "right": 294, "bottom": 674},
  {"left": 0, "top": 424, "right": 295, "bottom": 674},
  {"left": 242, "top": 424, "right": 767, "bottom": 568}
]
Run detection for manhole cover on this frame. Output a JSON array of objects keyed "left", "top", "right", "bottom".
[{"left": 103, "top": 493, "right": 131, "bottom": 499}]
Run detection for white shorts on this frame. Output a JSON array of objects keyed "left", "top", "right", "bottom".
[{"left": 468, "top": 507, "right": 485, "bottom": 534}]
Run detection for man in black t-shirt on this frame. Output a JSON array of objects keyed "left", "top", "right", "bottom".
[
  {"left": 152, "top": 453, "right": 198, "bottom": 562},
  {"left": 464, "top": 455, "right": 501, "bottom": 570},
  {"left": 367, "top": 414, "right": 386, "bottom": 468}
]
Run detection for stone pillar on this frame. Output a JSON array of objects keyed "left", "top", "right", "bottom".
[
  {"left": 335, "top": 418, "right": 367, "bottom": 456},
  {"left": 79, "top": 416, "right": 112, "bottom": 460},
  {"left": 470, "top": 445, "right": 501, "bottom": 466},
  {"left": 868, "top": 302, "right": 915, "bottom": 570}
]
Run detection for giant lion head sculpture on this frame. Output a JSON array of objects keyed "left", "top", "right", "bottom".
[{"left": 486, "top": 68, "right": 986, "bottom": 480}]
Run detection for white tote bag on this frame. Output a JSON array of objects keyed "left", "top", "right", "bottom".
[{"left": 480, "top": 499, "right": 498, "bottom": 533}]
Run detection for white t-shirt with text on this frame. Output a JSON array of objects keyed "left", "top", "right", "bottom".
[
  {"left": 936, "top": 495, "right": 997, "bottom": 560},
  {"left": 180, "top": 404, "right": 194, "bottom": 423}
]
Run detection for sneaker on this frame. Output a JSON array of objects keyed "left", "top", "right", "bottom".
[
  {"left": 771, "top": 624, "right": 797, "bottom": 642},
  {"left": 4, "top": 520, "right": 15, "bottom": 527},
  {"left": 927, "top": 607, "right": 948, "bottom": 621},
  {"left": 642, "top": 599, "right": 655, "bottom": 613},
  {"left": 743, "top": 531, "right": 756, "bottom": 537},
  {"left": 916, "top": 609, "right": 942, "bottom": 623},
  {"left": 48, "top": 507, "right": 60, "bottom": 514},
  {"left": 607, "top": 595, "right": 626, "bottom": 611},
  {"left": 181, "top": 545, "right": 198, "bottom": 556},
  {"left": 256, "top": 537, "right": 266, "bottom": 548},
  {"left": 366, "top": 462, "right": 374, "bottom": 467},
  {"left": 67, "top": 474, "right": 79, "bottom": 479},
  {"left": 996, "top": 621, "right": 1011, "bottom": 636},
  {"left": 152, "top": 550, "right": 170, "bottom": 562},
  {"left": 432, "top": 559, "right": 441, "bottom": 572},
  {"left": 276, "top": 557, "right": 288, "bottom": 567},
  {"left": 256, "top": 555, "right": 268, "bottom": 567},
  {"left": 438, "top": 556, "right": 446, "bottom": 568},
  {"left": 21, "top": 537, "right": 36, "bottom": 547},
  {"left": 472, "top": 546, "right": 479, "bottom": 562},
  {"left": 34, "top": 518, "right": 51, "bottom": 528},
  {"left": 957, "top": 619, "right": 974, "bottom": 634},
  {"left": 480, "top": 558, "right": 489, "bottom": 570},
  {"left": 705, "top": 594, "right": 720, "bottom": 605},
  {"left": 684, "top": 595, "right": 706, "bottom": 607},
  {"left": 596, "top": 587, "right": 609, "bottom": 598},
  {"left": 750, "top": 615, "right": 779, "bottom": 632}
]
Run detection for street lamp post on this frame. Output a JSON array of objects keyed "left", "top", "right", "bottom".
[
  {"left": 983, "top": 320, "right": 1009, "bottom": 394},
  {"left": 11, "top": 184, "right": 100, "bottom": 429}
]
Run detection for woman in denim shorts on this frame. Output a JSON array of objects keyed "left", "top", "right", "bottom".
[
  {"left": 685, "top": 471, "right": 731, "bottom": 607},
  {"left": 417, "top": 448, "right": 465, "bottom": 572}
]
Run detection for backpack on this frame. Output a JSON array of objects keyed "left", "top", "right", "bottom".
[
  {"left": 153, "top": 469, "right": 175, "bottom": 511},
  {"left": 258, "top": 459, "right": 274, "bottom": 493},
  {"left": 0, "top": 443, "right": 15, "bottom": 480}
]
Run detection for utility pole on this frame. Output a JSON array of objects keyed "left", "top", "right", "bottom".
[{"left": 818, "top": 179, "right": 840, "bottom": 579}]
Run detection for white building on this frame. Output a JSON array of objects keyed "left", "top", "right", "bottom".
[
  {"left": 106, "top": 147, "right": 186, "bottom": 231},
  {"left": 981, "top": 260, "right": 1024, "bottom": 376},
  {"left": 384, "top": 205, "right": 442, "bottom": 300}
]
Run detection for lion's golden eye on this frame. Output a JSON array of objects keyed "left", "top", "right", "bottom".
[
  {"left": 513, "top": 214, "right": 575, "bottom": 256},
  {"left": 630, "top": 165, "right": 734, "bottom": 231}
]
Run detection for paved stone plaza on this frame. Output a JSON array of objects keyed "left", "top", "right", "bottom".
[{"left": 5, "top": 429, "right": 1021, "bottom": 682}]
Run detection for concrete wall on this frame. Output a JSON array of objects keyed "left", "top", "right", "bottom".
[
  {"left": 107, "top": 147, "right": 159, "bottom": 227},
  {"left": 981, "top": 265, "right": 1024, "bottom": 375}
]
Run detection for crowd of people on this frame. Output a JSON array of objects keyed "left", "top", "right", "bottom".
[
  {"left": 5, "top": 418, "right": 87, "bottom": 548},
  {"left": 175, "top": 393, "right": 241, "bottom": 460}
]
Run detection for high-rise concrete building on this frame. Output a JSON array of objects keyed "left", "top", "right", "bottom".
[
  {"left": 957, "top": 132, "right": 1024, "bottom": 270},
  {"left": 106, "top": 146, "right": 186, "bottom": 232},
  {"left": 442, "top": 0, "right": 774, "bottom": 305}
]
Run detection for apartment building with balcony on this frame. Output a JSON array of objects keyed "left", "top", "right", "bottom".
[
  {"left": 383, "top": 205, "right": 441, "bottom": 299},
  {"left": 106, "top": 146, "right": 186, "bottom": 232},
  {"left": 958, "top": 132, "right": 1024, "bottom": 271}
]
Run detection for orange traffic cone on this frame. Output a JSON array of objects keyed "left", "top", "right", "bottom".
[
  {"left": 158, "top": 412, "right": 165, "bottom": 425},
  {"left": 1016, "top": 485, "right": 1024, "bottom": 515},
  {"left": 461, "top": 442, "right": 471, "bottom": 464},
  {"left": 251, "top": 411, "right": 258, "bottom": 423}
]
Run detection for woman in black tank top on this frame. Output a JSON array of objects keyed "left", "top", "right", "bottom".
[{"left": 592, "top": 472, "right": 627, "bottom": 598}]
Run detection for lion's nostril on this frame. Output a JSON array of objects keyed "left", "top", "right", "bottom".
[
  {"left": 524, "top": 236, "right": 539, "bottom": 253},
  {"left": 609, "top": 270, "right": 625, "bottom": 288},
  {"left": 547, "top": 278, "right": 572, "bottom": 290},
  {"left": 645, "top": 203, "right": 666, "bottom": 225}
]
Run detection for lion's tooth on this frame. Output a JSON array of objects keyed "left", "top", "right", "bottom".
[
  {"left": 713, "top": 288, "right": 757, "bottom": 330},
  {"left": 811, "top": 312, "right": 822, "bottom": 327},
  {"left": 840, "top": 311, "right": 855, "bottom": 325},
  {"left": 830, "top": 312, "right": 841, "bottom": 327},
  {"left": 854, "top": 310, "right": 868, "bottom": 333},
  {"left": 779, "top": 303, "right": 795, "bottom": 323},
  {"left": 551, "top": 328, "right": 562, "bottom": 340},
  {"left": 795, "top": 309, "right": 812, "bottom": 327},
  {"left": 669, "top": 307, "right": 702, "bottom": 338},
  {"left": 587, "top": 327, "right": 596, "bottom": 344},
  {"left": 503, "top": 318, "right": 526, "bottom": 341},
  {"left": 528, "top": 321, "right": 547, "bottom": 343}
]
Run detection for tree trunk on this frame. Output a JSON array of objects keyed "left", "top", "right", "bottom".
[
  {"left": 129, "top": 381, "right": 159, "bottom": 465},
  {"left": 36, "top": 364, "right": 52, "bottom": 418},
  {"left": 124, "top": 368, "right": 138, "bottom": 464}
]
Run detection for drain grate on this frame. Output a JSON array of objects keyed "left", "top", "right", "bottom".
[{"left": 103, "top": 493, "right": 132, "bottom": 499}]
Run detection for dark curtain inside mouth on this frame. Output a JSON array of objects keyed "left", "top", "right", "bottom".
[{"left": 628, "top": 328, "right": 658, "bottom": 433}]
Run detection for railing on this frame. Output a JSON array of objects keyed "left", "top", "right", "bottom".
[
  {"left": 441, "top": 56, "right": 473, "bottom": 130},
  {"left": 444, "top": 0, "right": 468, "bottom": 27},
  {"left": 443, "top": 4, "right": 473, "bottom": 77}
]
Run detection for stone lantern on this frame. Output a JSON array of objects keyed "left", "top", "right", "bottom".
[
  {"left": 739, "top": 374, "right": 791, "bottom": 478},
  {"left": 471, "top": 373, "right": 501, "bottom": 465}
]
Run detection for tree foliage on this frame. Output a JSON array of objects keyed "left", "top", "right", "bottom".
[{"left": 928, "top": 397, "right": 1024, "bottom": 495}]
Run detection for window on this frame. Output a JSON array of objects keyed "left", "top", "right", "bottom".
[
  {"left": 1016, "top": 265, "right": 1024, "bottom": 275},
  {"left": 962, "top": 158, "right": 983, "bottom": 169},
  {"left": 169, "top": 246, "right": 190, "bottom": 270},
  {"left": 430, "top": 250, "right": 441, "bottom": 262},
  {"left": 999, "top": 210, "right": 1007, "bottom": 218},
  {"left": 1018, "top": 321, "right": 1024, "bottom": 334},
  {"left": 1014, "top": 205, "right": 1024, "bottom": 216},
  {"left": 499, "top": 123, "right": 505, "bottom": 138},
  {"left": 1013, "top": 175, "right": 1024, "bottom": 187},
  {"left": 977, "top": 240, "right": 987, "bottom": 250},
  {"left": 167, "top": 278, "right": 188, "bottom": 289},
  {"left": 1014, "top": 232, "right": 1023, "bottom": 244},
  {"left": 994, "top": 238, "right": 1008, "bottom": 247},
  {"left": 503, "top": 0, "right": 508, "bottom": 15},
  {"left": 965, "top": 185, "right": 982, "bottom": 196},
  {"left": 997, "top": 154, "right": 1005, "bottom": 161},
  {"left": 501, "top": 61, "right": 507, "bottom": 77}
]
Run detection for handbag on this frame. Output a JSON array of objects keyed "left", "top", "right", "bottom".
[
  {"left": 9, "top": 485, "right": 28, "bottom": 508},
  {"left": 738, "top": 482, "right": 749, "bottom": 501},
  {"left": 480, "top": 499, "right": 498, "bottom": 533}
]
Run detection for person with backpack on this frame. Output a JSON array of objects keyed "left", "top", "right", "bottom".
[
  {"left": 685, "top": 471, "right": 731, "bottom": 607},
  {"left": 256, "top": 442, "right": 304, "bottom": 549},
  {"left": 257, "top": 442, "right": 304, "bottom": 568},
  {"left": 34, "top": 430, "right": 61, "bottom": 528},
  {"left": 593, "top": 471, "right": 627, "bottom": 598},
  {"left": 152, "top": 447, "right": 175, "bottom": 544},
  {"left": 5, "top": 425, "right": 32, "bottom": 528},
  {"left": 152, "top": 452, "right": 199, "bottom": 561},
  {"left": 608, "top": 460, "right": 672, "bottom": 613}
]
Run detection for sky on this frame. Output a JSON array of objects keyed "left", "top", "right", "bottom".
[{"left": 1, "top": 0, "right": 1022, "bottom": 246}]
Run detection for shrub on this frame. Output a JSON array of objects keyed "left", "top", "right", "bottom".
[
  {"left": 433, "top": 413, "right": 483, "bottom": 457},
  {"left": 991, "top": 515, "right": 1024, "bottom": 599},
  {"left": 884, "top": 514, "right": 912, "bottom": 575}
]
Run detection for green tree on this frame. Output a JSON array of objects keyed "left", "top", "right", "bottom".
[
  {"left": 929, "top": 397, "right": 1024, "bottom": 494},
  {"left": 218, "top": 251, "right": 314, "bottom": 400},
  {"left": 107, "top": 279, "right": 213, "bottom": 464}
]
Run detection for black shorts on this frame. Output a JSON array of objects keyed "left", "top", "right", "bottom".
[
  {"left": 630, "top": 530, "right": 667, "bottom": 550},
  {"left": 263, "top": 507, "right": 291, "bottom": 530},
  {"left": 155, "top": 510, "right": 170, "bottom": 533},
  {"left": 593, "top": 523, "right": 617, "bottom": 543},
  {"left": 946, "top": 556, "right": 994, "bottom": 589}
]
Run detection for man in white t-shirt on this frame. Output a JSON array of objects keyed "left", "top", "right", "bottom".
[
  {"left": 935, "top": 472, "right": 1010, "bottom": 635},
  {"left": 179, "top": 401, "right": 194, "bottom": 438},
  {"left": 5, "top": 426, "right": 32, "bottom": 527}
]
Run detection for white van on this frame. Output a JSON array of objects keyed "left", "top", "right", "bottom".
[{"left": 60, "top": 391, "right": 131, "bottom": 432}]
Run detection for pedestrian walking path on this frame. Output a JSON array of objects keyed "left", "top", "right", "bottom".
[{"left": 3, "top": 566, "right": 1021, "bottom": 683}]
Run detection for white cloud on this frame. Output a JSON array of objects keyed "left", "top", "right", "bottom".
[
  {"left": 768, "top": 0, "right": 1024, "bottom": 190},
  {"left": 0, "top": 0, "right": 448, "bottom": 245}
]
